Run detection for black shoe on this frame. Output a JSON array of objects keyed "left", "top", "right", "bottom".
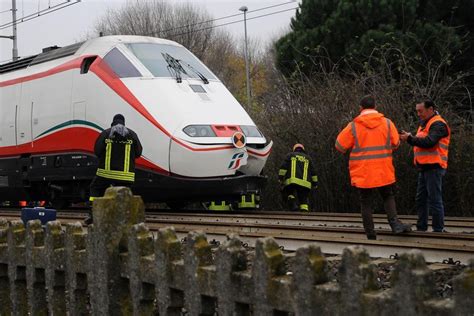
[
  {"left": 390, "top": 221, "right": 412, "bottom": 234},
  {"left": 84, "top": 217, "right": 93, "bottom": 225},
  {"left": 367, "top": 234, "right": 377, "bottom": 240},
  {"left": 416, "top": 227, "right": 427, "bottom": 232},
  {"left": 433, "top": 229, "right": 448, "bottom": 233}
]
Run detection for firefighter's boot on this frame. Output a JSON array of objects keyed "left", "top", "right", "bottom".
[
  {"left": 389, "top": 219, "right": 412, "bottom": 234},
  {"left": 287, "top": 195, "right": 298, "bottom": 212}
]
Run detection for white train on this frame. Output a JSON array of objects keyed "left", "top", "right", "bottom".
[{"left": 0, "top": 35, "right": 272, "bottom": 207}]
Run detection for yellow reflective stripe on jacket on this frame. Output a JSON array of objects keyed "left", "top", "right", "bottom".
[
  {"left": 124, "top": 142, "right": 131, "bottom": 172},
  {"left": 284, "top": 177, "right": 312, "bottom": 189},
  {"left": 105, "top": 140, "right": 112, "bottom": 170},
  {"left": 291, "top": 157, "right": 296, "bottom": 179},
  {"left": 303, "top": 160, "right": 308, "bottom": 181},
  {"left": 96, "top": 168, "right": 135, "bottom": 181},
  {"left": 312, "top": 175, "right": 318, "bottom": 182}
]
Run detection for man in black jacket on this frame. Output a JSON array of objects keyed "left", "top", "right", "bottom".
[
  {"left": 278, "top": 144, "right": 318, "bottom": 212},
  {"left": 84, "top": 114, "right": 143, "bottom": 224},
  {"left": 400, "top": 100, "right": 450, "bottom": 232}
]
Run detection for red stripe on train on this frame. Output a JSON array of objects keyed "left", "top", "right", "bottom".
[{"left": 0, "top": 127, "right": 169, "bottom": 175}]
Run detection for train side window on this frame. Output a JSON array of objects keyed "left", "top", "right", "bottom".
[
  {"left": 80, "top": 56, "right": 97, "bottom": 74},
  {"left": 103, "top": 48, "right": 141, "bottom": 78}
]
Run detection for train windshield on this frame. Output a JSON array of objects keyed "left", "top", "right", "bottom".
[{"left": 125, "top": 43, "right": 216, "bottom": 80}]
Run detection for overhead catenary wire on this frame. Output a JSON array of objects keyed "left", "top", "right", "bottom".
[
  {"left": 0, "top": 9, "right": 12, "bottom": 14},
  {"left": 0, "top": 0, "right": 80, "bottom": 30},
  {"left": 137, "top": 1, "right": 298, "bottom": 38},
  {"left": 0, "top": 1, "right": 299, "bottom": 63},
  {"left": 167, "top": 7, "right": 298, "bottom": 38}
]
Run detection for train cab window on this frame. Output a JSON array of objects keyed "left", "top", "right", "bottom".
[
  {"left": 103, "top": 48, "right": 141, "bottom": 78},
  {"left": 80, "top": 56, "right": 97, "bottom": 74},
  {"left": 125, "top": 43, "right": 216, "bottom": 80}
]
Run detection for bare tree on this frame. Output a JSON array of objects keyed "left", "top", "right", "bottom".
[{"left": 94, "top": 0, "right": 228, "bottom": 60}]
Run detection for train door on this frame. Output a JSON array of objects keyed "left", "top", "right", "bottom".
[
  {"left": 0, "top": 83, "right": 20, "bottom": 147},
  {"left": 16, "top": 85, "right": 33, "bottom": 147}
]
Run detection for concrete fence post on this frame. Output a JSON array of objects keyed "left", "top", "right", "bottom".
[
  {"left": 215, "top": 234, "right": 249, "bottom": 316},
  {"left": 184, "top": 231, "right": 215, "bottom": 316},
  {"left": 391, "top": 250, "right": 436, "bottom": 316},
  {"left": 128, "top": 222, "right": 156, "bottom": 315},
  {"left": 338, "top": 246, "right": 379, "bottom": 315},
  {"left": 453, "top": 259, "right": 474, "bottom": 315},
  {"left": 87, "top": 186, "right": 145, "bottom": 315},
  {"left": 45, "top": 221, "right": 67, "bottom": 315},
  {"left": 0, "top": 218, "right": 11, "bottom": 315},
  {"left": 291, "top": 244, "right": 329, "bottom": 315},
  {"left": 25, "top": 220, "right": 47, "bottom": 315},
  {"left": 252, "top": 237, "right": 288, "bottom": 315},
  {"left": 65, "top": 222, "right": 88, "bottom": 315},
  {"left": 155, "top": 227, "right": 184, "bottom": 316},
  {"left": 8, "top": 220, "right": 28, "bottom": 315}
]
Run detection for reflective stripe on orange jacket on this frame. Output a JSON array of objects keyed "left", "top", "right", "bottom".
[
  {"left": 413, "top": 115, "right": 450, "bottom": 169},
  {"left": 335, "top": 109, "right": 400, "bottom": 188}
]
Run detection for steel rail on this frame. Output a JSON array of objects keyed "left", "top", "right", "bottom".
[
  {"left": 2, "top": 209, "right": 474, "bottom": 232},
  {"left": 147, "top": 212, "right": 474, "bottom": 233},
  {"left": 148, "top": 223, "right": 473, "bottom": 264}
]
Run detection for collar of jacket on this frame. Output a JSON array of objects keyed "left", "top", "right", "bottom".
[
  {"left": 420, "top": 113, "right": 438, "bottom": 127},
  {"left": 359, "top": 109, "right": 379, "bottom": 116}
]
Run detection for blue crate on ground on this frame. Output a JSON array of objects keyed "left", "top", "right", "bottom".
[{"left": 21, "top": 207, "right": 57, "bottom": 226}]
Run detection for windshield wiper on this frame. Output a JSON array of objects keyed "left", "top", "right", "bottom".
[
  {"left": 180, "top": 61, "right": 209, "bottom": 84},
  {"left": 162, "top": 53, "right": 187, "bottom": 83},
  {"left": 162, "top": 52, "right": 209, "bottom": 84}
]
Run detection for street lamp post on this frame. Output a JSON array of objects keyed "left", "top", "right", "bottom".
[{"left": 239, "top": 5, "right": 251, "bottom": 109}]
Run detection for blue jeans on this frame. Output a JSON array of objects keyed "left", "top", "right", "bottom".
[{"left": 416, "top": 168, "right": 446, "bottom": 232}]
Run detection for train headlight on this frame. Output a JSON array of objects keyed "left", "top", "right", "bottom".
[
  {"left": 240, "top": 125, "right": 262, "bottom": 137},
  {"left": 183, "top": 125, "right": 216, "bottom": 137}
]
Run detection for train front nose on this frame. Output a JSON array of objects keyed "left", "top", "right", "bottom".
[{"left": 168, "top": 124, "right": 271, "bottom": 178}]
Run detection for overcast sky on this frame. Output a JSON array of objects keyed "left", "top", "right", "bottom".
[{"left": 0, "top": 0, "right": 299, "bottom": 63}]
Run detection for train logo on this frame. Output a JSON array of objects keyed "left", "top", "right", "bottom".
[{"left": 228, "top": 152, "right": 248, "bottom": 170}]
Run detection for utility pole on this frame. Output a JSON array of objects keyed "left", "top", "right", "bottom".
[
  {"left": 0, "top": 0, "right": 18, "bottom": 61},
  {"left": 239, "top": 5, "right": 251, "bottom": 109},
  {"left": 12, "top": 0, "right": 18, "bottom": 60}
]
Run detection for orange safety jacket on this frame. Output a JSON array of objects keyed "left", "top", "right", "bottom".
[
  {"left": 335, "top": 109, "right": 400, "bottom": 188},
  {"left": 413, "top": 115, "right": 450, "bottom": 169}
]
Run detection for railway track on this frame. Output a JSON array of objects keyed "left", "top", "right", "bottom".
[
  {"left": 147, "top": 211, "right": 474, "bottom": 233},
  {"left": 1, "top": 209, "right": 473, "bottom": 264}
]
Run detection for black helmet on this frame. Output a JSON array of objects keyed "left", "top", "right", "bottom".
[{"left": 111, "top": 114, "right": 125, "bottom": 126}]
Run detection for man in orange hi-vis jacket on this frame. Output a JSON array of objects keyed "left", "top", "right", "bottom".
[
  {"left": 335, "top": 95, "right": 411, "bottom": 240},
  {"left": 400, "top": 100, "right": 450, "bottom": 232}
]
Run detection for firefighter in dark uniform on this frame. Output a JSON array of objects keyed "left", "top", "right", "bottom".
[
  {"left": 84, "top": 114, "right": 142, "bottom": 224},
  {"left": 278, "top": 143, "right": 318, "bottom": 212}
]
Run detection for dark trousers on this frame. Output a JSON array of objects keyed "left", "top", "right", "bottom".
[
  {"left": 282, "top": 184, "right": 310, "bottom": 211},
  {"left": 89, "top": 176, "right": 134, "bottom": 200},
  {"left": 416, "top": 168, "right": 446, "bottom": 232},
  {"left": 87, "top": 176, "right": 134, "bottom": 221},
  {"left": 359, "top": 184, "right": 398, "bottom": 235}
]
